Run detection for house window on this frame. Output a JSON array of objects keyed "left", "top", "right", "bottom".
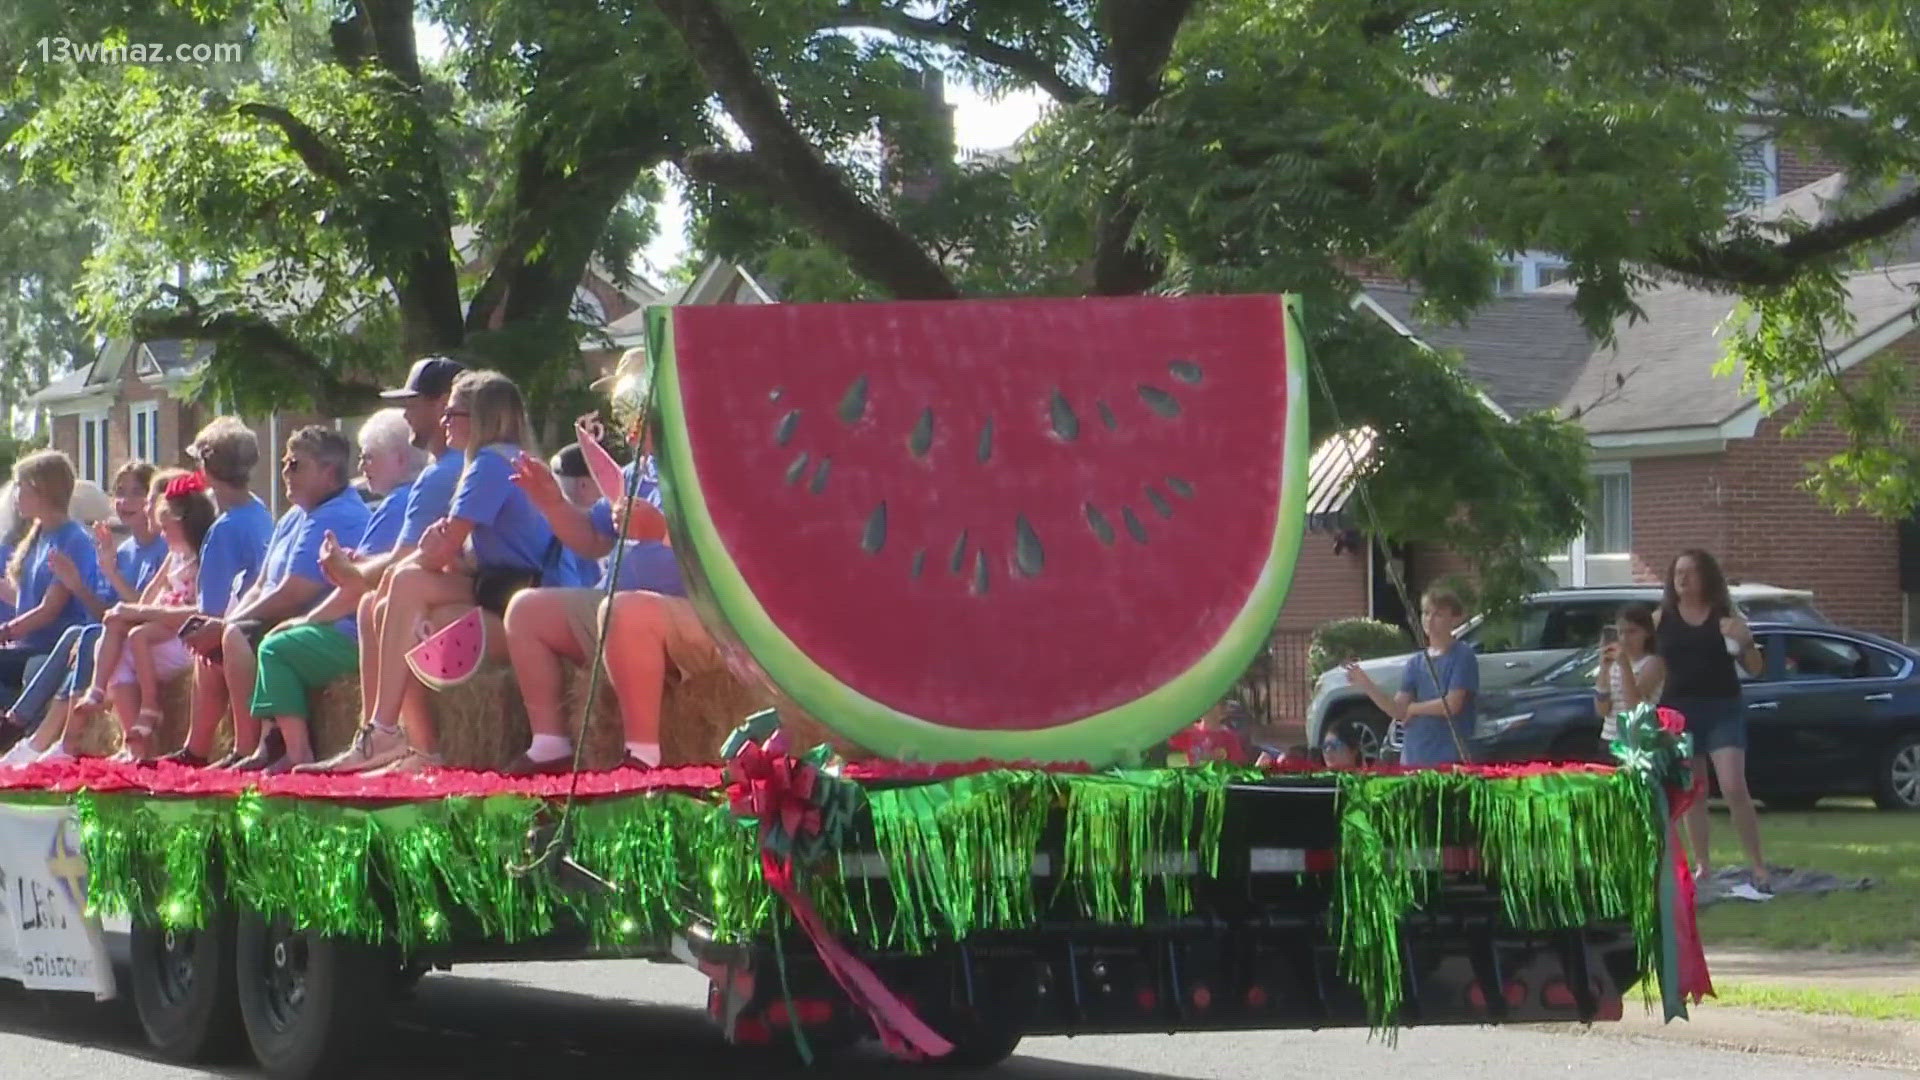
[
  {"left": 1547, "top": 465, "right": 1632, "bottom": 587},
  {"left": 1494, "top": 252, "right": 1571, "bottom": 294},
  {"left": 1733, "top": 134, "right": 1778, "bottom": 207},
  {"left": 130, "top": 401, "right": 161, "bottom": 465},
  {"left": 79, "top": 411, "right": 111, "bottom": 490}
]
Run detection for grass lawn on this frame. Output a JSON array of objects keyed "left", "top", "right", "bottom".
[
  {"left": 1712, "top": 984, "right": 1920, "bottom": 1022},
  {"left": 1696, "top": 800, "right": 1920, "bottom": 954}
]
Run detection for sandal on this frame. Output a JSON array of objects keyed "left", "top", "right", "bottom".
[{"left": 121, "top": 711, "right": 160, "bottom": 762}]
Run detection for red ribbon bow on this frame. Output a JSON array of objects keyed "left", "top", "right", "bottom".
[
  {"left": 164, "top": 471, "right": 210, "bottom": 499},
  {"left": 724, "top": 740, "right": 823, "bottom": 848}
]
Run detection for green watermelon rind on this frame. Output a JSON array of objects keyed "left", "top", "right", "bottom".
[{"left": 651, "top": 296, "right": 1309, "bottom": 767}]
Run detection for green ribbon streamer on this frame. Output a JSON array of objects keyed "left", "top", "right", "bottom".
[{"left": 45, "top": 766, "right": 1664, "bottom": 1032}]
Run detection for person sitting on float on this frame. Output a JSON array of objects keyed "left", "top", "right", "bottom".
[
  {"left": 0, "top": 460, "right": 167, "bottom": 748},
  {"left": 0, "top": 451, "right": 101, "bottom": 715},
  {"left": 158, "top": 418, "right": 276, "bottom": 765},
  {"left": 237, "top": 409, "right": 425, "bottom": 775},
  {"left": 172, "top": 426, "right": 369, "bottom": 771},
  {"left": 305, "top": 369, "right": 571, "bottom": 775},
  {"left": 496, "top": 422, "right": 682, "bottom": 774},
  {"left": 11, "top": 470, "right": 218, "bottom": 763}
]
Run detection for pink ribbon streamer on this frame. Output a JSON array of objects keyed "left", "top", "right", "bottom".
[{"left": 1666, "top": 764, "right": 1715, "bottom": 1003}]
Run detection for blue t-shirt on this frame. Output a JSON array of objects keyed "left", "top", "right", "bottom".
[
  {"left": 400, "top": 448, "right": 463, "bottom": 547},
  {"left": 13, "top": 520, "right": 100, "bottom": 651},
  {"left": 1398, "top": 641, "right": 1480, "bottom": 767},
  {"left": 104, "top": 530, "right": 170, "bottom": 604},
  {"left": 451, "top": 445, "right": 558, "bottom": 575},
  {"left": 333, "top": 481, "right": 414, "bottom": 641},
  {"left": 586, "top": 493, "right": 683, "bottom": 596},
  {"left": 260, "top": 487, "right": 373, "bottom": 595},
  {"left": 197, "top": 497, "right": 274, "bottom": 616},
  {"left": 0, "top": 542, "right": 13, "bottom": 622}
]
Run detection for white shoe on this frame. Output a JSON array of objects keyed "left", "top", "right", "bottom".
[
  {"left": 1726, "top": 882, "right": 1773, "bottom": 902},
  {"left": 0, "top": 741, "right": 40, "bottom": 768}
]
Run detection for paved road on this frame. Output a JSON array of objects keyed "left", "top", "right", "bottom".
[{"left": 0, "top": 960, "right": 1907, "bottom": 1080}]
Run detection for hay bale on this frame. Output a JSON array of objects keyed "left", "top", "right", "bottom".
[
  {"left": 309, "top": 678, "right": 364, "bottom": 760},
  {"left": 555, "top": 662, "right": 870, "bottom": 767},
  {"left": 69, "top": 702, "right": 124, "bottom": 759},
  {"left": 66, "top": 672, "right": 221, "bottom": 760},
  {"left": 428, "top": 665, "right": 532, "bottom": 771}
]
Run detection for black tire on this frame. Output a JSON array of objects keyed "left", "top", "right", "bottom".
[
  {"left": 235, "top": 911, "right": 391, "bottom": 1080},
  {"left": 1331, "top": 704, "right": 1392, "bottom": 765},
  {"left": 129, "top": 908, "right": 246, "bottom": 1064},
  {"left": 929, "top": 1013, "right": 1023, "bottom": 1070},
  {"left": 1873, "top": 734, "right": 1920, "bottom": 811}
]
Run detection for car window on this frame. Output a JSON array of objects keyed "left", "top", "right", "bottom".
[
  {"left": 1539, "top": 648, "right": 1602, "bottom": 687},
  {"left": 1463, "top": 603, "right": 1549, "bottom": 653},
  {"left": 1780, "top": 634, "right": 1873, "bottom": 680},
  {"left": 1541, "top": 602, "right": 1624, "bottom": 651},
  {"left": 1737, "top": 597, "right": 1828, "bottom": 626}
]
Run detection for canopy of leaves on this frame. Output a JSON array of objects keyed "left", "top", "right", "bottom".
[{"left": 658, "top": 0, "right": 1920, "bottom": 608}]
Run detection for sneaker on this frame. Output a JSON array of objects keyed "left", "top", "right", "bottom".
[
  {"left": 1726, "top": 882, "right": 1773, "bottom": 903},
  {"left": 294, "top": 724, "right": 410, "bottom": 774},
  {"left": 363, "top": 749, "right": 445, "bottom": 777},
  {"left": 0, "top": 740, "right": 41, "bottom": 768}
]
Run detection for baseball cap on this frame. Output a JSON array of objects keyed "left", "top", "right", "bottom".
[
  {"left": 550, "top": 443, "right": 590, "bottom": 479},
  {"left": 380, "top": 356, "right": 466, "bottom": 400},
  {"left": 591, "top": 345, "right": 647, "bottom": 393}
]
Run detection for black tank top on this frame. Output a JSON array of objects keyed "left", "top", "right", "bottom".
[{"left": 1657, "top": 607, "right": 1739, "bottom": 701}]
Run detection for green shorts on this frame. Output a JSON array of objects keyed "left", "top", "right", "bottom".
[{"left": 250, "top": 623, "right": 359, "bottom": 721}]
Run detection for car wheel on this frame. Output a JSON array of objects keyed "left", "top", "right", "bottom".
[
  {"left": 1331, "top": 705, "right": 1391, "bottom": 765},
  {"left": 1872, "top": 734, "right": 1920, "bottom": 811}
]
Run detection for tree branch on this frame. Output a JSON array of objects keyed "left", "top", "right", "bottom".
[
  {"left": 827, "top": 4, "right": 1091, "bottom": 106},
  {"left": 235, "top": 104, "right": 353, "bottom": 187},
  {"left": 132, "top": 291, "right": 377, "bottom": 416},
  {"left": 653, "top": 0, "right": 959, "bottom": 300},
  {"left": 1656, "top": 184, "right": 1920, "bottom": 288}
]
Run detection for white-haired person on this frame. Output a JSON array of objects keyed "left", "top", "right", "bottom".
[{"left": 242, "top": 409, "right": 425, "bottom": 773}]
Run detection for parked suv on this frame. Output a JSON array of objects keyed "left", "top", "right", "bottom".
[{"left": 1305, "top": 584, "right": 1829, "bottom": 761}]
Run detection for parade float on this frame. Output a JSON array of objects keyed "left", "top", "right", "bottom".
[{"left": 0, "top": 295, "right": 1707, "bottom": 1079}]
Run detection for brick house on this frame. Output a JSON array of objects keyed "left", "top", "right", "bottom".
[{"left": 27, "top": 260, "right": 657, "bottom": 514}]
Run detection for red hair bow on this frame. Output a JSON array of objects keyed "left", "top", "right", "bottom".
[{"left": 165, "top": 471, "right": 209, "bottom": 499}]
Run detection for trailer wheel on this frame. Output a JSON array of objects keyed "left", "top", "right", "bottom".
[
  {"left": 129, "top": 907, "right": 245, "bottom": 1064},
  {"left": 235, "top": 911, "right": 391, "bottom": 1080},
  {"left": 930, "top": 1015, "right": 1022, "bottom": 1070}
]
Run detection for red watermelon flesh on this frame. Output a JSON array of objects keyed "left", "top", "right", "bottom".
[
  {"left": 655, "top": 294, "right": 1306, "bottom": 763},
  {"left": 407, "top": 606, "right": 489, "bottom": 690}
]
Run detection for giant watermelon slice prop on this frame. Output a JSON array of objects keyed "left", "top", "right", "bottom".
[
  {"left": 406, "top": 607, "right": 489, "bottom": 690},
  {"left": 649, "top": 294, "right": 1308, "bottom": 766}
]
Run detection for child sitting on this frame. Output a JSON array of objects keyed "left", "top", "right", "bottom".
[{"left": 44, "top": 471, "right": 214, "bottom": 762}]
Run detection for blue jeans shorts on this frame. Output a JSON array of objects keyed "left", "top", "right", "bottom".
[{"left": 1665, "top": 695, "right": 1747, "bottom": 754}]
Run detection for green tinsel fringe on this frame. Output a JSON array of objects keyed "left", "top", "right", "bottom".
[{"left": 58, "top": 767, "right": 1662, "bottom": 1031}]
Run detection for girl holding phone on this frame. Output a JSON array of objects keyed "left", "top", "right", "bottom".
[{"left": 1594, "top": 603, "right": 1663, "bottom": 746}]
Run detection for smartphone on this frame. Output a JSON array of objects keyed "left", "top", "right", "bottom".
[
  {"left": 177, "top": 614, "right": 210, "bottom": 640},
  {"left": 1599, "top": 626, "right": 1618, "bottom": 646}
]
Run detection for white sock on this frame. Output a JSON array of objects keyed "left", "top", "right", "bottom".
[
  {"left": 626, "top": 741, "right": 659, "bottom": 766},
  {"left": 527, "top": 733, "right": 572, "bottom": 762}
]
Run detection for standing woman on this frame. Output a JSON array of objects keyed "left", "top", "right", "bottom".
[{"left": 1657, "top": 548, "right": 1771, "bottom": 898}]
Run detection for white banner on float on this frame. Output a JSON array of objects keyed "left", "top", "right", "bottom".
[{"left": 0, "top": 804, "right": 115, "bottom": 998}]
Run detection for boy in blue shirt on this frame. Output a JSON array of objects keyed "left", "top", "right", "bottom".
[{"left": 1343, "top": 586, "right": 1479, "bottom": 767}]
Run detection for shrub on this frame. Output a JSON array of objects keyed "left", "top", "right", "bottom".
[{"left": 1308, "top": 617, "right": 1412, "bottom": 678}]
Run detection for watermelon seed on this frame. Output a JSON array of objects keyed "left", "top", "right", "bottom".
[
  {"left": 1138, "top": 385, "right": 1181, "bottom": 419},
  {"left": 1084, "top": 504, "right": 1115, "bottom": 546},
  {"left": 909, "top": 407, "right": 935, "bottom": 458},
  {"left": 809, "top": 457, "right": 832, "bottom": 494},
  {"left": 784, "top": 452, "right": 810, "bottom": 486},
  {"left": 862, "top": 502, "right": 887, "bottom": 554},
  {"left": 1013, "top": 514, "right": 1044, "bottom": 577},
  {"left": 1169, "top": 360, "right": 1203, "bottom": 384},
  {"left": 1122, "top": 506, "right": 1150, "bottom": 544},
  {"left": 838, "top": 375, "right": 869, "bottom": 424},
  {"left": 911, "top": 549, "right": 926, "bottom": 578},
  {"left": 1145, "top": 485, "right": 1174, "bottom": 519},
  {"left": 1048, "top": 390, "right": 1079, "bottom": 441},
  {"left": 976, "top": 417, "right": 994, "bottom": 463},
  {"left": 950, "top": 529, "right": 970, "bottom": 574},
  {"left": 971, "top": 549, "right": 990, "bottom": 595},
  {"left": 1097, "top": 401, "right": 1117, "bottom": 431},
  {"left": 1166, "top": 475, "right": 1195, "bottom": 499},
  {"left": 775, "top": 409, "right": 801, "bottom": 446}
]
